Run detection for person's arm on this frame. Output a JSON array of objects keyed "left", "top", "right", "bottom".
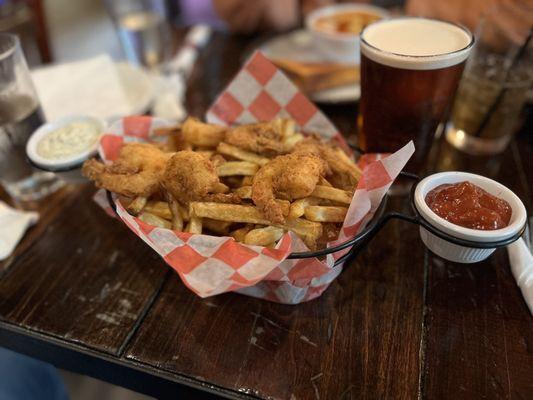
[
  {"left": 213, "top": 0, "right": 299, "bottom": 33},
  {"left": 406, "top": 0, "right": 533, "bottom": 45}
]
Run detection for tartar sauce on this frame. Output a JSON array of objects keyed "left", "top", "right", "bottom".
[{"left": 37, "top": 121, "right": 100, "bottom": 160}]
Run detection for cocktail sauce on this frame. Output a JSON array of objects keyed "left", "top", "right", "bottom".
[{"left": 425, "top": 181, "right": 512, "bottom": 230}]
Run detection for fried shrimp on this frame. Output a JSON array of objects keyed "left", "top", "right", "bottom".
[
  {"left": 82, "top": 143, "right": 170, "bottom": 197},
  {"left": 292, "top": 137, "right": 362, "bottom": 190},
  {"left": 252, "top": 153, "right": 329, "bottom": 223},
  {"left": 163, "top": 150, "right": 240, "bottom": 204},
  {"left": 225, "top": 122, "right": 286, "bottom": 156}
]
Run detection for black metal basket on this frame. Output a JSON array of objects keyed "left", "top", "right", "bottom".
[{"left": 106, "top": 171, "right": 525, "bottom": 267}]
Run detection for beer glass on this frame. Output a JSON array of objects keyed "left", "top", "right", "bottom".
[
  {"left": 357, "top": 17, "right": 474, "bottom": 173},
  {"left": 0, "top": 33, "right": 61, "bottom": 202}
]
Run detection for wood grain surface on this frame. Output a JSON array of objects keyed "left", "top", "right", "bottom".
[
  {"left": 0, "top": 185, "right": 168, "bottom": 355},
  {"left": 125, "top": 197, "right": 425, "bottom": 400}
]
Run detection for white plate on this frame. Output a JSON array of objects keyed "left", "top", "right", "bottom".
[
  {"left": 115, "top": 62, "right": 155, "bottom": 116},
  {"left": 260, "top": 30, "right": 360, "bottom": 104}
]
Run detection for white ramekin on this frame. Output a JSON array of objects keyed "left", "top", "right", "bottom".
[
  {"left": 26, "top": 115, "right": 106, "bottom": 184},
  {"left": 306, "top": 4, "right": 389, "bottom": 65},
  {"left": 414, "top": 171, "right": 527, "bottom": 263}
]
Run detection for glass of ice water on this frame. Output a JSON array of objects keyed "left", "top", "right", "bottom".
[
  {"left": 105, "top": 0, "right": 172, "bottom": 69},
  {"left": 0, "top": 33, "right": 61, "bottom": 203},
  {"left": 445, "top": 12, "right": 533, "bottom": 156}
]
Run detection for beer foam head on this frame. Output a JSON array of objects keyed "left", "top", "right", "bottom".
[{"left": 361, "top": 18, "right": 474, "bottom": 70}]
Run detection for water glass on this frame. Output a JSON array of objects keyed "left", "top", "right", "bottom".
[
  {"left": 105, "top": 0, "right": 172, "bottom": 69},
  {"left": 445, "top": 15, "right": 533, "bottom": 155},
  {"left": 0, "top": 33, "right": 61, "bottom": 203}
]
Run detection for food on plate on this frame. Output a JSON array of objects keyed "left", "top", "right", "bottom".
[
  {"left": 252, "top": 153, "right": 329, "bottom": 224},
  {"left": 313, "top": 10, "right": 381, "bottom": 35},
  {"left": 182, "top": 117, "right": 226, "bottom": 147},
  {"left": 293, "top": 136, "right": 361, "bottom": 190},
  {"left": 162, "top": 150, "right": 240, "bottom": 204},
  {"left": 82, "top": 143, "right": 170, "bottom": 198},
  {"left": 225, "top": 119, "right": 299, "bottom": 156},
  {"left": 272, "top": 59, "right": 360, "bottom": 94},
  {"left": 36, "top": 120, "right": 101, "bottom": 160},
  {"left": 425, "top": 181, "right": 512, "bottom": 230},
  {"left": 83, "top": 117, "right": 363, "bottom": 250}
]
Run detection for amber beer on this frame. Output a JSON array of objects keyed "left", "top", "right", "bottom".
[{"left": 358, "top": 18, "right": 474, "bottom": 172}]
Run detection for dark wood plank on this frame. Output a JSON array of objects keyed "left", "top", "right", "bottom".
[
  {"left": 0, "top": 185, "right": 168, "bottom": 355},
  {"left": 124, "top": 196, "right": 425, "bottom": 400},
  {"left": 0, "top": 184, "right": 78, "bottom": 275},
  {"left": 422, "top": 111, "right": 533, "bottom": 400},
  {"left": 423, "top": 250, "right": 533, "bottom": 400}
]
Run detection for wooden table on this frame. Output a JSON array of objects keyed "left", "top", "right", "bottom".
[{"left": 0, "top": 31, "right": 532, "bottom": 400}]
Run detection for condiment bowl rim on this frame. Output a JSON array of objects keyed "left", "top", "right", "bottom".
[
  {"left": 414, "top": 171, "right": 527, "bottom": 243},
  {"left": 26, "top": 115, "right": 106, "bottom": 171},
  {"left": 305, "top": 3, "right": 389, "bottom": 42}
]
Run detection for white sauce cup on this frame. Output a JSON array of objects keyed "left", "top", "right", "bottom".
[
  {"left": 413, "top": 171, "right": 527, "bottom": 263},
  {"left": 26, "top": 115, "right": 106, "bottom": 184}
]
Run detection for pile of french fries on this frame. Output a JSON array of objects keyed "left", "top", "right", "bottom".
[{"left": 117, "top": 117, "right": 361, "bottom": 250}]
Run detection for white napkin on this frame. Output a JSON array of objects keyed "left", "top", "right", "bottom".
[
  {"left": 0, "top": 202, "right": 39, "bottom": 261},
  {"left": 31, "top": 54, "right": 131, "bottom": 121},
  {"left": 508, "top": 234, "right": 533, "bottom": 314}
]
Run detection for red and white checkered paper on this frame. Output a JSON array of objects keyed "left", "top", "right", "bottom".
[{"left": 94, "top": 51, "right": 414, "bottom": 304}]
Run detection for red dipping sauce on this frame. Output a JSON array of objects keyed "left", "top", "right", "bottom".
[{"left": 425, "top": 181, "right": 512, "bottom": 230}]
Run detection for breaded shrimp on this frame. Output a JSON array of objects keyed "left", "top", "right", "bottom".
[
  {"left": 292, "top": 137, "right": 362, "bottom": 190},
  {"left": 163, "top": 151, "right": 240, "bottom": 204},
  {"left": 82, "top": 143, "right": 170, "bottom": 197},
  {"left": 252, "top": 153, "right": 329, "bottom": 223},
  {"left": 225, "top": 122, "right": 286, "bottom": 156}
]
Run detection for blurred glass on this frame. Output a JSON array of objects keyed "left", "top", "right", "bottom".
[
  {"left": 105, "top": 0, "right": 172, "bottom": 69},
  {"left": 445, "top": 14, "right": 533, "bottom": 156},
  {"left": 0, "top": 33, "right": 61, "bottom": 203}
]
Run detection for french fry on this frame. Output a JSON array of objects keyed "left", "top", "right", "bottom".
[
  {"left": 190, "top": 202, "right": 290, "bottom": 225},
  {"left": 178, "top": 203, "right": 190, "bottom": 221},
  {"left": 274, "top": 118, "right": 295, "bottom": 138},
  {"left": 230, "top": 225, "right": 253, "bottom": 242},
  {"left": 304, "top": 206, "right": 348, "bottom": 223},
  {"left": 167, "top": 197, "right": 183, "bottom": 231},
  {"left": 319, "top": 176, "right": 332, "bottom": 187},
  {"left": 186, "top": 212, "right": 203, "bottom": 234},
  {"left": 283, "top": 218, "right": 323, "bottom": 249},
  {"left": 144, "top": 201, "right": 173, "bottom": 219},
  {"left": 241, "top": 176, "right": 253, "bottom": 186},
  {"left": 289, "top": 197, "right": 320, "bottom": 219},
  {"left": 311, "top": 185, "right": 353, "bottom": 204},
  {"left": 182, "top": 117, "right": 226, "bottom": 147},
  {"left": 244, "top": 226, "right": 284, "bottom": 246},
  {"left": 282, "top": 132, "right": 303, "bottom": 151},
  {"left": 213, "top": 182, "right": 230, "bottom": 193},
  {"left": 126, "top": 196, "right": 147, "bottom": 215},
  {"left": 217, "top": 161, "right": 259, "bottom": 176},
  {"left": 333, "top": 148, "right": 363, "bottom": 180},
  {"left": 234, "top": 185, "right": 252, "bottom": 199},
  {"left": 217, "top": 142, "right": 269, "bottom": 166},
  {"left": 203, "top": 218, "right": 232, "bottom": 235},
  {"left": 138, "top": 211, "right": 171, "bottom": 229}
]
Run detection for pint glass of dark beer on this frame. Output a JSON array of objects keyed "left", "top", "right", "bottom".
[{"left": 358, "top": 18, "right": 474, "bottom": 172}]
